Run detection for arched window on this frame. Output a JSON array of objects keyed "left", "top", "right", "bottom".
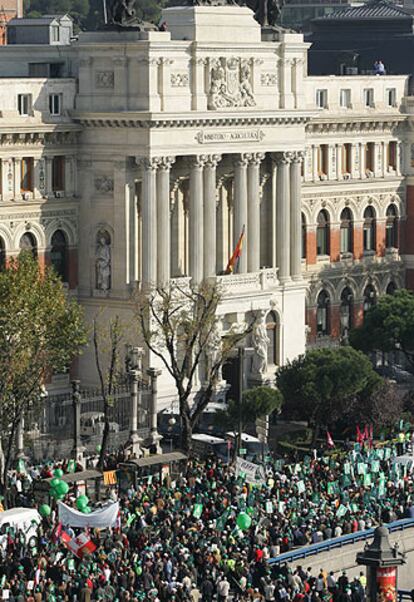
[
  {"left": 0, "top": 237, "right": 5, "bottom": 271},
  {"left": 363, "top": 206, "right": 376, "bottom": 252},
  {"left": 340, "top": 287, "right": 353, "bottom": 338},
  {"left": 301, "top": 213, "right": 307, "bottom": 260},
  {"left": 266, "top": 311, "right": 278, "bottom": 366},
  {"left": 50, "top": 230, "right": 68, "bottom": 282},
  {"left": 363, "top": 284, "right": 376, "bottom": 316},
  {"left": 340, "top": 208, "right": 353, "bottom": 254},
  {"left": 386, "top": 281, "right": 397, "bottom": 295},
  {"left": 316, "top": 209, "right": 330, "bottom": 256},
  {"left": 385, "top": 204, "right": 398, "bottom": 249},
  {"left": 19, "top": 232, "right": 37, "bottom": 259},
  {"left": 316, "top": 290, "right": 330, "bottom": 336}
]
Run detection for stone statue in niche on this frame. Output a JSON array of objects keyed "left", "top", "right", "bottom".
[
  {"left": 252, "top": 311, "right": 269, "bottom": 375},
  {"left": 208, "top": 57, "right": 256, "bottom": 110},
  {"left": 205, "top": 320, "right": 223, "bottom": 381},
  {"left": 95, "top": 231, "right": 111, "bottom": 291}
]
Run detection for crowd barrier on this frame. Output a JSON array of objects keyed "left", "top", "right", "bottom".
[{"left": 267, "top": 517, "right": 414, "bottom": 566}]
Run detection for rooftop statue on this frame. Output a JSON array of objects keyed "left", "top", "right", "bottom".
[
  {"left": 104, "top": 0, "right": 157, "bottom": 29},
  {"left": 245, "top": 0, "right": 285, "bottom": 27}
]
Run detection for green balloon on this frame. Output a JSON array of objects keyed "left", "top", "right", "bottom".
[
  {"left": 236, "top": 512, "right": 252, "bottom": 531},
  {"left": 55, "top": 481, "right": 69, "bottom": 496},
  {"left": 96, "top": 444, "right": 102, "bottom": 453},
  {"left": 54, "top": 469, "right": 64, "bottom": 479},
  {"left": 39, "top": 504, "right": 51, "bottom": 518},
  {"left": 82, "top": 506, "right": 92, "bottom": 514},
  {"left": 76, "top": 495, "right": 89, "bottom": 510},
  {"left": 50, "top": 477, "right": 61, "bottom": 490}
]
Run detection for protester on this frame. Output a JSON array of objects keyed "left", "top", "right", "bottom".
[{"left": 0, "top": 435, "right": 411, "bottom": 600}]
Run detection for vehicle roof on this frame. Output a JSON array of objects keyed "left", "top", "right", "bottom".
[
  {"left": 192, "top": 433, "right": 226, "bottom": 443},
  {"left": 0, "top": 508, "right": 40, "bottom": 520},
  {"left": 80, "top": 412, "right": 104, "bottom": 419},
  {"left": 226, "top": 432, "right": 261, "bottom": 443}
]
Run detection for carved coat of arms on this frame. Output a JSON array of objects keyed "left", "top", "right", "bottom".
[{"left": 207, "top": 57, "right": 256, "bottom": 110}]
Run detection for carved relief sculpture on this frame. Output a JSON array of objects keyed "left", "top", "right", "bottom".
[
  {"left": 95, "top": 176, "right": 114, "bottom": 194},
  {"left": 95, "top": 230, "right": 111, "bottom": 291},
  {"left": 252, "top": 311, "right": 269, "bottom": 375},
  {"left": 208, "top": 57, "right": 256, "bottom": 110}
]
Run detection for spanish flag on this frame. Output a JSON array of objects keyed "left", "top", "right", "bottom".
[{"left": 225, "top": 226, "right": 245, "bottom": 274}]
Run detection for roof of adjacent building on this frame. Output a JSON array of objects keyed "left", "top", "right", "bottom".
[
  {"left": 7, "top": 14, "right": 72, "bottom": 26},
  {"left": 316, "top": 0, "right": 412, "bottom": 20}
]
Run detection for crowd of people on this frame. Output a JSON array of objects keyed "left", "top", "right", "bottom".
[{"left": 1, "top": 436, "right": 413, "bottom": 601}]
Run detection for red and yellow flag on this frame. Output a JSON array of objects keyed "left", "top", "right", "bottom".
[{"left": 225, "top": 226, "right": 245, "bottom": 274}]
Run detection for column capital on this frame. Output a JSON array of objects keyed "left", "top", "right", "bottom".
[
  {"left": 291, "top": 151, "right": 305, "bottom": 164},
  {"left": 233, "top": 154, "right": 249, "bottom": 168},
  {"left": 245, "top": 152, "right": 265, "bottom": 166},
  {"left": 204, "top": 154, "right": 222, "bottom": 169},
  {"left": 157, "top": 156, "right": 176, "bottom": 171},
  {"left": 187, "top": 155, "right": 208, "bottom": 170},
  {"left": 272, "top": 151, "right": 294, "bottom": 166},
  {"left": 136, "top": 157, "right": 159, "bottom": 171}
]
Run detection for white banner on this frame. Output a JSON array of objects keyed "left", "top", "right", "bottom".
[
  {"left": 58, "top": 501, "right": 119, "bottom": 529},
  {"left": 236, "top": 457, "right": 265, "bottom": 485}
]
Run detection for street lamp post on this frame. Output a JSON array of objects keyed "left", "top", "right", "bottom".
[
  {"left": 147, "top": 368, "right": 162, "bottom": 453},
  {"left": 71, "top": 379, "right": 85, "bottom": 462},
  {"left": 128, "top": 369, "right": 143, "bottom": 458}
]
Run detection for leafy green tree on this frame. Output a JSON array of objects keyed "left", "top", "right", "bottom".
[
  {"left": 0, "top": 253, "right": 87, "bottom": 493},
  {"left": 215, "top": 386, "right": 282, "bottom": 433},
  {"left": 276, "top": 346, "right": 382, "bottom": 446},
  {"left": 349, "top": 289, "right": 414, "bottom": 371}
]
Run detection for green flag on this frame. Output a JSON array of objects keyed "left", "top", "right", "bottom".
[
  {"left": 336, "top": 504, "right": 348, "bottom": 518},
  {"left": 216, "top": 508, "right": 231, "bottom": 531},
  {"left": 193, "top": 503, "right": 203, "bottom": 519},
  {"left": 296, "top": 480, "right": 305, "bottom": 494},
  {"left": 364, "top": 473, "right": 372, "bottom": 487}
]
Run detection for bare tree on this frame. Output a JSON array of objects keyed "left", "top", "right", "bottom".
[
  {"left": 135, "top": 281, "right": 254, "bottom": 451},
  {"left": 93, "top": 315, "right": 124, "bottom": 470}
]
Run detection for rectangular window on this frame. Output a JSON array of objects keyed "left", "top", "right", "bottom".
[
  {"left": 51, "top": 25, "right": 60, "bottom": 42},
  {"left": 342, "top": 143, "right": 352, "bottom": 174},
  {"left": 363, "top": 226, "right": 373, "bottom": 251},
  {"left": 316, "top": 89, "right": 328, "bottom": 109},
  {"left": 365, "top": 142, "right": 375, "bottom": 173},
  {"left": 364, "top": 88, "right": 374, "bottom": 108},
  {"left": 388, "top": 141, "right": 397, "bottom": 170},
  {"left": 52, "top": 156, "right": 65, "bottom": 192},
  {"left": 340, "top": 227, "right": 349, "bottom": 254},
  {"left": 21, "top": 157, "right": 34, "bottom": 192},
  {"left": 17, "top": 94, "right": 32, "bottom": 116},
  {"left": 340, "top": 89, "right": 351, "bottom": 108},
  {"left": 318, "top": 144, "right": 329, "bottom": 176},
  {"left": 386, "top": 88, "right": 396, "bottom": 107},
  {"left": 49, "top": 93, "right": 62, "bottom": 116}
]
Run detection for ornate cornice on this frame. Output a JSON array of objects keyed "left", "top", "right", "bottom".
[
  {"left": 306, "top": 115, "right": 407, "bottom": 135},
  {"left": 73, "top": 114, "right": 311, "bottom": 129},
  {"left": 0, "top": 130, "right": 79, "bottom": 146}
]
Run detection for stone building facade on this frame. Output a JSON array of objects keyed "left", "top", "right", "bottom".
[{"left": 0, "top": 5, "right": 412, "bottom": 407}]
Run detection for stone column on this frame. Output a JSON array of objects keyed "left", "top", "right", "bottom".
[
  {"left": 34, "top": 158, "right": 46, "bottom": 199},
  {"left": 14, "top": 158, "right": 21, "bottom": 199},
  {"left": 275, "top": 152, "right": 291, "bottom": 282},
  {"left": 140, "top": 158, "right": 158, "bottom": 285},
  {"left": 247, "top": 153, "right": 264, "bottom": 273},
  {"left": 45, "top": 157, "right": 53, "bottom": 197},
  {"left": 128, "top": 368, "right": 143, "bottom": 458},
  {"left": 335, "top": 144, "right": 342, "bottom": 180},
  {"left": 290, "top": 152, "right": 304, "bottom": 280},
  {"left": 16, "top": 415, "right": 25, "bottom": 459},
  {"left": 189, "top": 156, "right": 206, "bottom": 284},
  {"left": 157, "top": 156, "right": 175, "bottom": 286},
  {"left": 233, "top": 155, "right": 249, "bottom": 273},
  {"left": 71, "top": 379, "right": 85, "bottom": 461},
  {"left": 147, "top": 368, "right": 162, "bottom": 453},
  {"left": 2, "top": 159, "right": 13, "bottom": 201},
  {"left": 203, "top": 154, "right": 221, "bottom": 279}
]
